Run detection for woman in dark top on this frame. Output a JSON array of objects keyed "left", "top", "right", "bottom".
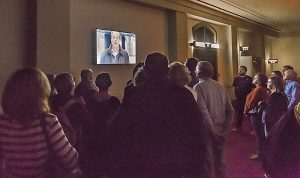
[
  {"left": 263, "top": 110, "right": 300, "bottom": 178},
  {"left": 265, "top": 76, "right": 288, "bottom": 134},
  {"left": 49, "top": 72, "right": 93, "bottom": 176},
  {"left": 86, "top": 72, "right": 120, "bottom": 177},
  {"left": 91, "top": 72, "right": 120, "bottom": 123}
]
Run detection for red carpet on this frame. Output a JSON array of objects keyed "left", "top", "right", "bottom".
[{"left": 224, "top": 117, "right": 265, "bottom": 178}]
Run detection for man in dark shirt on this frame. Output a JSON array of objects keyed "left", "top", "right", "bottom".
[
  {"left": 232, "top": 66, "right": 253, "bottom": 131},
  {"left": 107, "top": 52, "right": 211, "bottom": 177}
]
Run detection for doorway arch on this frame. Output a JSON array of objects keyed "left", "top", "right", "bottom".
[{"left": 192, "top": 24, "right": 218, "bottom": 80}]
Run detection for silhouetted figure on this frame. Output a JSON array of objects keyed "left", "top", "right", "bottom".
[
  {"left": 124, "top": 62, "right": 144, "bottom": 94},
  {"left": 74, "top": 69, "right": 99, "bottom": 104},
  {"left": 264, "top": 76, "right": 287, "bottom": 134},
  {"left": 108, "top": 52, "right": 211, "bottom": 177},
  {"left": 263, "top": 109, "right": 300, "bottom": 177},
  {"left": 46, "top": 73, "right": 57, "bottom": 96},
  {"left": 232, "top": 66, "right": 253, "bottom": 131},
  {"left": 185, "top": 57, "right": 199, "bottom": 88},
  {"left": 283, "top": 69, "right": 300, "bottom": 111},
  {"left": 169, "top": 62, "right": 197, "bottom": 100},
  {"left": 244, "top": 73, "right": 268, "bottom": 161},
  {"left": 0, "top": 68, "right": 80, "bottom": 177},
  {"left": 50, "top": 72, "right": 93, "bottom": 175},
  {"left": 194, "top": 61, "right": 234, "bottom": 178},
  {"left": 86, "top": 72, "right": 121, "bottom": 177},
  {"left": 133, "top": 67, "right": 145, "bottom": 86}
]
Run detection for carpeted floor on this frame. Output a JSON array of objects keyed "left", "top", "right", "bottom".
[{"left": 224, "top": 117, "right": 265, "bottom": 178}]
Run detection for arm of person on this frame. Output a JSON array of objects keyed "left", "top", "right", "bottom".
[
  {"left": 124, "top": 50, "right": 129, "bottom": 64},
  {"left": 232, "top": 78, "right": 238, "bottom": 97},
  {"left": 194, "top": 86, "right": 214, "bottom": 131},
  {"left": 223, "top": 93, "right": 235, "bottom": 134},
  {"left": 46, "top": 115, "right": 80, "bottom": 173},
  {"left": 288, "top": 82, "right": 300, "bottom": 110},
  {"left": 245, "top": 87, "right": 264, "bottom": 113}
]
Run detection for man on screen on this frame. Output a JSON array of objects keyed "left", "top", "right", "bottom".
[{"left": 100, "top": 31, "right": 129, "bottom": 64}]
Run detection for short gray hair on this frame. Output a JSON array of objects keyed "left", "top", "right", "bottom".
[{"left": 196, "top": 61, "right": 213, "bottom": 79}]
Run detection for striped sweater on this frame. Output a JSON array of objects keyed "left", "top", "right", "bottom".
[{"left": 0, "top": 113, "right": 79, "bottom": 178}]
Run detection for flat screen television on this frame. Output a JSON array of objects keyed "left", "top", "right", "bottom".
[{"left": 96, "top": 28, "right": 136, "bottom": 64}]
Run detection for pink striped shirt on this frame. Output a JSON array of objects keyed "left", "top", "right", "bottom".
[{"left": 0, "top": 113, "right": 79, "bottom": 178}]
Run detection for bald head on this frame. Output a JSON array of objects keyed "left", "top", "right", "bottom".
[{"left": 144, "top": 52, "right": 169, "bottom": 78}]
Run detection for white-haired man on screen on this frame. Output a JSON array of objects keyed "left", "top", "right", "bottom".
[{"left": 100, "top": 31, "right": 129, "bottom": 64}]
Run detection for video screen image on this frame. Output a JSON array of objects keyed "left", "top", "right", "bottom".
[{"left": 96, "top": 29, "right": 136, "bottom": 64}]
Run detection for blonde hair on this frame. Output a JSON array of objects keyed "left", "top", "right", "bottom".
[
  {"left": 2, "top": 68, "right": 51, "bottom": 125},
  {"left": 294, "top": 102, "right": 300, "bottom": 126},
  {"left": 168, "top": 62, "right": 191, "bottom": 87}
]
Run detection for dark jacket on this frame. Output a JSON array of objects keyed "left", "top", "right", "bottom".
[
  {"left": 74, "top": 80, "right": 98, "bottom": 104},
  {"left": 107, "top": 78, "right": 211, "bottom": 177}
]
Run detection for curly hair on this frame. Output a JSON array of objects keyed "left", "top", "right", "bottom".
[{"left": 169, "top": 62, "right": 191, "bottom": 87}]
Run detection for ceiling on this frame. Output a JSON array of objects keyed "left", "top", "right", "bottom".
[{"left": 191, "top": 0, "right": 300, "bottom": 32}]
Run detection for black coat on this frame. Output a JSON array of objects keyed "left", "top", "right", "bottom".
[{"left": 107, "top": 78, "right": 210, "bottom": 177}]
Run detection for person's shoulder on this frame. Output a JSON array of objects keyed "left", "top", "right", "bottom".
[
  {"left": 233, "top": 75, "right": 241, "bottom": 80},
  {"left": 168, "top": 83, "right": 195, "bottom": 99},
  {"left": 44, "top": 113, "right": 59, "bottom": 125},
  {"left": 292, "top": 80, "right": 300, "bottom": 86},
  {"left": 109, "top": 96, "right": 121, "bottom": 104},
  {"left": 101, "top": 47, "right": 110, "bottom": 54},
  {"left": 120, "top": 47, "right": 128, "bottom": 54}
]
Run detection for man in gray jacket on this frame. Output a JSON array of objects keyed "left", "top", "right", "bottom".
[
  {"left": 194, "top": 61, "right": 234, "bottom": 178},
  {"left": 100, "top": 31, "right": 129, "bottom": 64}
]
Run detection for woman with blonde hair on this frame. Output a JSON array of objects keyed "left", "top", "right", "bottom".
[
  {"left": 0, "top": 68, "right": 80, "bottom": 178},
  {"left": 168, "top": 62, "right": 197, "bottom": 100}
]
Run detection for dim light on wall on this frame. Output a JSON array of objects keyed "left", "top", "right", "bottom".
[
  {"left": 240, "top": 46, "right": 250, "bottom": 51},
  {"left": 190, "top": 41, "right": 220, "bottom": 49},
  {"left": 268, "top": 59, "right": 278, "bottom": 64}
]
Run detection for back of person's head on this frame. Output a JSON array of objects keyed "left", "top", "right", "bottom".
[
  {"left": 2, "top": 68, "right": 50, "bottom": 125},
  {"left": 132, "top": 62, "right": 144, "bottom": 77},
  {"left": 269, "top": 76, "right": 284, "bottom": 92},
  {"left": 144, "top": 52, "right": 169, "bottom": 79},
  {"left": 133, "top": 68, "right": 145, "bottom": 86},
  {"left": 80, "top": 69, "right": 93, "bottom": 81},
  {"left": 271, "top": 70, "right": 283, "bottom": 80},
  {"left": 196, "top": 61, "right": 213, "bottom": 79},
  {"left": 53, "top": 73, "right": 75, "bottom": 95},
  {"left": 168, "top": 62, "right": 191, "bottom": 87},
  {"left": 95, "top": 72, "right": 112, "bottom": 91},
  {"left": 184, "top": 57, "right": 199, "bottom": 72}
]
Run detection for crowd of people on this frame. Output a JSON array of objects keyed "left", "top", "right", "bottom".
[
  {"left": 0, "top": 52, "right": 299, "bottom": 178},
  {"left": 232, "top": 65, "right": 300, "bottom": 177}
]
